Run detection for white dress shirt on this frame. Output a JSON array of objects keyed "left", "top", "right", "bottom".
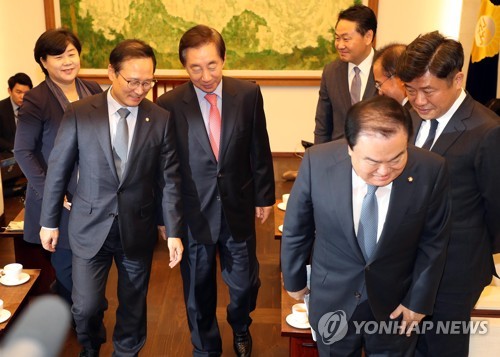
[{"left": 352, "top": 170, "right": 392, "bottom": 242}]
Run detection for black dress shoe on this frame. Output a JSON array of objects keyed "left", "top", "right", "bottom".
[
  {"left": 233, "top": 330, "right": 252, "bottom": 357},
  {"left": 79, "top": 347, "right": 100, "bottom": 357}
]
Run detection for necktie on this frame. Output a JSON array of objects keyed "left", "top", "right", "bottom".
[
  {"left": 350, "top": 66, "right": 361, "bottom": 104},
  {"left": 358, "top": 184, "right": 378, "bottom": 260},
  {"left": 14, "top": 107, "right": 19, "bottom": 125},
  {"left": 114, "top": 108, "right": 130, "bottom": 180},
  {"left": 421, "top": 120, "right": 439, "bottom": 150},
  {"left": 205, "top": 93, "right": 221, "bottom": 160}
]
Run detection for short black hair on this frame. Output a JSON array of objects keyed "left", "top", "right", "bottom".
[
  {"left": 109, "top": 39, "right": 157, "bottom": 73},
  {"left": 179, "top": 25, "right": 226, "bottom": 66},
  {"left": 397, "top": 31, "right": 464, "bottom": 84},
  {"left": 373, "top": 43, "right": 407, "bottom": 78},
  {"left": 34, "top": 28, "right": 82, "bottom": 76},
  {"left": 345, "top": 96, "right": 413, "bottom": 149},
  {"left": 336, "top": 4, "right": 377, "bottom": 38},
  {"left": 8, "top": 72, "right": 33, "bottom": 90}
]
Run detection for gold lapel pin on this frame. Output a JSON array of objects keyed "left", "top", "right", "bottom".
[
  {"left": 145, "top": 118, "right": 150, "bottom": 122},
  {"left": 408, "top": 176, "right": 414, "bottom": 183}
]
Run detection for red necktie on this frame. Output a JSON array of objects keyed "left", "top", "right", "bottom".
[{"left": 205, "top": 93, "right": 221, "bottom": 160}]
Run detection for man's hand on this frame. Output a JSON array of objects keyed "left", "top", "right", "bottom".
[
  {"left": 158, "top": 226, "right": 167, "bottom": 240},
  {"left": 286, "top": 286, "right": 310, "bottom": 301},
  {"left": 63, "top": 195, "right": 72, "bottom": 211},
  {"left": 167, "top": 237, "right": 183, "bottom": 268},
  {"left": 39, "top": 227, "right": 59, "bottom": 252},
  {"left": 390, "top": 304, "right": 425, "bottom": 336},
  {"left": 255, "top": 206, "right": 273, "bottom": 224}
]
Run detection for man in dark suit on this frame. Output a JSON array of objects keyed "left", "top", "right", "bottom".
[
  {"left": 0, "top": 73, "right": 32, "bottom": 154},
  {"left": 398, "top": 31, "right": 500, "bottom": 357},
  {"left": 372, "top": 43, "right": 410, "bottom": 108},
  {"left": 156, "top": 25, "right": 275, "bottom": 357},
  {"left": 314, "top": 4, "right": 378, "bottom": 144},
  {"left": 282, "top": 96, "right": 451, "bottom": 356},
  {"left": 39, "top": 39, "right": 183, "bottom": 357}
]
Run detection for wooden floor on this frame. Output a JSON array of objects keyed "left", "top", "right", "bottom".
[{"left": 0, "top": 155, "right": 302, "bottom": 356}]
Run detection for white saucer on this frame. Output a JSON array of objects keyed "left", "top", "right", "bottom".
[
  {"left": 0, "top": 272, "right": 30, "bottom": 286},
  {"left": 0, "top": 309, "right": 11, "bottom": 323},
  {"left": 278, "top": 224, "right": 283, "bottom": 232},
  {"left": 277, "top": 202, "right": 287, "bottom": 211},
  {"left": 286, "top": 313, "right": 310, "bottom": 329}
]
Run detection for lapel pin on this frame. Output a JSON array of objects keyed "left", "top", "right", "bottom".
[
  {"left": 145, "top": 117, "right": 150, "bottom": 122},
  {"left": 408, "top": 176, "right": 414, "bottom": 183}
]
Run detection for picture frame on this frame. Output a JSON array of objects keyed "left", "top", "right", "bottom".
[{"left": 43, "top": 0, "right": 379, "bottom": 86}]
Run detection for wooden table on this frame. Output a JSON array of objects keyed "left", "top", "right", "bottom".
[
  {"left": 274, "top": 199, "right": 285, "bottom": 240},
  {"left": 281, "top": 285, "right": 318, "bottom": 356},
  {"left": 0, "top": 209, "right": 55, "bottom": 296},
  {"left": 0, "top": 269, "right": 40, "bottom": 333}
]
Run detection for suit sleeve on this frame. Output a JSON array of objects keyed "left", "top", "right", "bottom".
[
  {"left": 13, "top": 94, "right": 48, "bottom": 198},
  {"left": 478, "top": 125, "right": 500, "bottom": 252},
  {"left": 251, "top": 85, "right": 275, "bottom": 207},
  {"left": 281, "top": 150, "right": 316, "bottom": 292},
  {"left": 39, "top": 104, "right": 78, "bottom": 228},
  {"left": 314, "top": 65, "right": 333, "bottom": 144},
  {"left": 402, "top": 160, "right": 451, "bottom": 315},
  {"left": 159, "top": 110, "right": 183, "bottom": 238}
]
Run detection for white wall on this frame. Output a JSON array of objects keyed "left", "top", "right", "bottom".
[
  {"left": 1, "top": 0, "right": 480, "bottom": 152},
  {"left": 0, "top": 0, "right": 46, "bottom": 89}
]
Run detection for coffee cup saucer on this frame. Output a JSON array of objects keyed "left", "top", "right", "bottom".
[
  {"left": 286, "top": 313, "right": 310, "bottom": 329},
  {"left": 277, "top": 202, "right": 287, "bottom": 211},
  {"left": 278, "top": 224, "right": 283, "bottom": 232},
  {"left": 0, "top": 272, "right": 30, "bottom": 286},
  {"left": 0, "top": 309, "right": 11, "bottom": 323}
]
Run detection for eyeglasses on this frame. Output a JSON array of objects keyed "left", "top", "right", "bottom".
[
  {"left": 374, "top": 74, "right": 394, "bottom": 91},
  {"left": 117, "top": 72, "right": 157, "bottom": 90}
]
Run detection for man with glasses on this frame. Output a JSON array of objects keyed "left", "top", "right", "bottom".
[
  {"left": 314, "top": 4, "right": 378, "bottom": 144},
  {"left": 372, "top": 43, "right": 409, "bottom": 108},
  {"left": 40, "top": 39, "right": 183, "bottom": 357},
  {"left": 398, "top": 31, "right": 500, "bottom": 357}
]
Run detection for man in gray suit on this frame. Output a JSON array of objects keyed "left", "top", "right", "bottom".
[
  {"left": 398, "top": 31, "right": 500, "bottom": 357},
  {"left": 282, "top": 96, "right": 451, "bottom": 356},
  {"left": 314, "top": 4, "right": 378, "bottom": 144},
  {"left": 39, "top": 39, "right": 183, "bottom": 357}
]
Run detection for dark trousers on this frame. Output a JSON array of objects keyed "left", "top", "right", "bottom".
[
  {"left": 71, "top": 219, "right": 153, "bottom": 357},
  {"left": 51, "top": 247, "right": 73, "bottom": 305},
  {"left": 181, "top": 219, "right": 260, "bottom": 356},
  {"left": 316, "top": 300, "right": 418, "bottom": 357},
  {"left": 416, "top": 289, "right": 483, "bottom": 357}
]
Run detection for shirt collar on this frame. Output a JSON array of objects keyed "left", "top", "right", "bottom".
[
  {"left": 194, "top": 80, "right": 223, "bottom": 102},
  {"left": 349, "top": 47, "right": 375, "bottom": 75},
  {"left": 107, "top": 87, "right": 138, "bottom": 117}
]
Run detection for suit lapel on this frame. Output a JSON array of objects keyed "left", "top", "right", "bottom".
[
  {"left": 89, "top": 92, "right": 120, "bottom": 183},
  {"left": 219, "top": 77, "right": 237, "bottom": 164},
  {"left": 370, "top": 155, "right": 418, "bottom": 262},
  {"left": 123, "top": 101, "right": 154, "bottom": 181},
  {"left": 431, "top": 96, "right": 471, "bottom": 156},
  {"left": 329, "top": 153, "right": 365, "bottom": 263},
  {"left": 337, "top": 62, "right": 352, "bottom": 111},
  {"left": 183, "top": 83, "right": 217, "bottom": 163}
]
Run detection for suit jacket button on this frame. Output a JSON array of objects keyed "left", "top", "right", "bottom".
[
  {"left": 354, "top": 292, "right": 362, "bottom": 299},
  {"left": 217, "top": 173, "right": 223, "bottom": 178},
  {"left": 109, "top": 213, "right": 115, "bottom": 218}
]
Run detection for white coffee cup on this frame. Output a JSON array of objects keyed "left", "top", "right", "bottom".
[
  {"left": 282, "top": 193, "right": 290, "bottom": 206},
  {"left": 0, "top": 299, "right": 3, "bottom": 311},
  {"left": 291, "top": 303, "right": 308, "bottom": 324},
  {"left": 2, "top": 263, "right": 23, "bottom": 282}
]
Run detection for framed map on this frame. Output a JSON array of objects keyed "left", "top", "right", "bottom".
[{"left": 43, "top": 0, "right": 378, "bottom": 85}]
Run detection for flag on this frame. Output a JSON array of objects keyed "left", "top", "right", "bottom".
[{"left": 466, "top": 0, "right": 500, "bottom": 105}]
